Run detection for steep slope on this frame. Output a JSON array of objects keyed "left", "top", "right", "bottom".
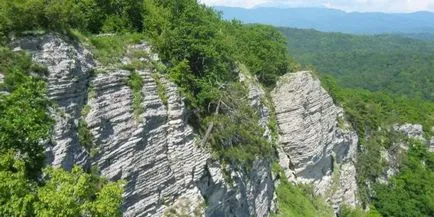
[
  {"left": 12, "top": 33, "right": 277, "bottom": 217},
  {"left": 272, "top": 71, "right": 359, "bottom": 211},
  {"left": 12, "top": 34, "right": 94, "bottom": 169}
]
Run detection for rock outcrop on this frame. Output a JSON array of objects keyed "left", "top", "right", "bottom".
[
  {"left": 86, "top": 67, "right": 209, "bottom": 216},
  {"left": 14, "top": 33, "right": 277, "bottom": 217},
  {"left": 196, "top": 72, "right": 275, "bottom": 217},
  {"left": 393, "top": 123, "right": 425, "bottom": 142},
  {"left": 271, "top": 71, "right": 359, "bottom": 211},
  {"left": 13, "top": 33, "right": 94, "bottom": 170},
  {"left": 379, "top": 123, "right": 434, "bottom": 182}
]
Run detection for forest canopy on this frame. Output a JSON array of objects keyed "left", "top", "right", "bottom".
[{"left": 280, "top": 27, "right": 434, "bottom": 101}]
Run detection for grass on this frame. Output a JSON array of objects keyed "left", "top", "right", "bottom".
[
  {"left": 127, "top": 71, "right": 144, "bottom": 120},
  {"left": 152, "top": 73, "right": 168, "bottom": 107},
  {"left": 70, "top": 30, "right": 145, "bottom": 66}
]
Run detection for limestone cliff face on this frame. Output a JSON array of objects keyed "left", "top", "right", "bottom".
[
  {"left": 13, "top": 34, "right": 94, "bottom": 170},
  {"left": 13, "top": 33, "right": 276, "bottom": 217},
  {"left": 271, "top": 71, "right": 359, "bottom": 210}
]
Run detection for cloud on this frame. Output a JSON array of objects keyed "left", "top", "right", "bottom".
[{"left": 199, "top": 0, "right": 434, "bottom": 12}]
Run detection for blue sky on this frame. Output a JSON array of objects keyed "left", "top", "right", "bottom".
[{"left": 199, "top": 0, "right": 434, "bottom": 12}]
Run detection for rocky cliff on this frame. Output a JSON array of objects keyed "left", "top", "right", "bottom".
[
  {"left": 12, "top": 33, "right": 276, "bottom": 217},
  {"left": 271, "top": 71, "right": 359, "bottom": 211},
  {"left": 10, "top": 32, "right": 379, "bottom": 217}
]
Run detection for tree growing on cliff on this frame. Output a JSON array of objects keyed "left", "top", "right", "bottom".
[{"left": 0, "top": 151, "right": 124, "bottom": 217}]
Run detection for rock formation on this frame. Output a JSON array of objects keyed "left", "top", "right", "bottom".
[
  {"left": 271, "top": 71, "right": 359, "bottom": 211},
  {"left": 13, "top": 33, "right": 94, "bottom": 170},
  {"left": 13, "top": 33, "right": 277, "bottom": 217}
]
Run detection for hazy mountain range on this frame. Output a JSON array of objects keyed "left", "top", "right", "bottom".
[{"left": 215, "top": 6, "right": 434, "bottom": 34}]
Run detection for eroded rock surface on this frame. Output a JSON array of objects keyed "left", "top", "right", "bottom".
[
  {"left": 14, "top": 34, "right": 279, "bottom": 217},
  {"left": 86, "top": 67, "right": 209, "bottom": 216},
  {"left": 271, "top": 71, "right": 359, "bottom": 211},
  {"left": 393, "top": 123, "right": 425, "bottom": 142},
  {"left": 197, "top": 72, "right": 276, "bottom": 217},
  {"left": 13, "top": 33, "right": 94, "bottom": 169}
]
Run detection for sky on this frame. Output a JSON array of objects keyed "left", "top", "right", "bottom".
[{"left": 199, "top": 0, "right": 434, "bottom": 12}]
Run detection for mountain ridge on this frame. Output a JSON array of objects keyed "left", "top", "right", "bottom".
[{"left": 215, "top": 6, "right": 434, "bottom": 34}]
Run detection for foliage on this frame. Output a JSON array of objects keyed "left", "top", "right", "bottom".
[
  {"left": 321, "top": 75, "right": 434, "bottom": 138},
  {"left": 321, "top": 74, "right": 434, "bottom": 206},
  {"left": 204, "top": 83, "right": 273, "bottom": 168},
  {"left": 151, "top": 73, "right": 168, "bottom": 107},
  {"left": 0, "top": 0, "right": 144, "bottom": 38},
  {"left": 0, "top": 153, "right": 124, "bottom": 217},
  {"left": 86, "top": 33, "right": 144, "bottom": 65},
  {"left": 227, "top": 23, "right": 299, "bottom": 86},
  {"left": 35, "top": 166, "right": 123, "bottom": 217},
  {"left": 0, "top": 49, "right": 52, "bottom": 179},
  {"left": 272, "top": 164, "right": 334, "bottom": 217},
  {"left": 144, "top": 0, "right": 235, "bottom": 110},
  {"left": 280, "top": 27, "right": 434, "bottom": 101},
  {"left": 372, "top": 142, "right": 434, "bottom": 217},
  {"left": 77, "top": 119, "right": 94, "bottom": 152},
  {"left": 0, "top": 151, "right": 36, "bottom": 216},
  {"left": 127, "top": 70, "right": 144, "bottom": 119},
  {"left": 143, "top": 0, "right": 292, "bottom": 110},
  {"left": 340, "top": 205, "right": 382, "bottom": 217}
]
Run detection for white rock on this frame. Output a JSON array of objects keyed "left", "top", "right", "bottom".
[
  {"left": 393, "top": 123, "right": 425, "bottom": 142},
  {"left": 13, "top": 33, "right": 94, "bottom": 169},
  {"left": 271, "top": 71, "right": 359, "bottom": 211}
]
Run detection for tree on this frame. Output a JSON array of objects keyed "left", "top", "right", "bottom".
[
  {"left": 0, "top": 69, "right": 52, "bottom": 179},
  {"left": 35, "top": 166, "right": 123, "bottom": 217},
  {"left": 0, "top": 151, "right": 36, "bottom": 217}
]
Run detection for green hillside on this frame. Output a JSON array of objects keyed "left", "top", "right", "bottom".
[{"left": 280, "top": 28, "right": 434, "bottom": 101}]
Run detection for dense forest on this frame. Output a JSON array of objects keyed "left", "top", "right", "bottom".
[
  {"left": 279, "top": 27, "right": 434, "bottom": 101},
  {"left": 1, "top": 0, "right": 433, "bottom": 217}
]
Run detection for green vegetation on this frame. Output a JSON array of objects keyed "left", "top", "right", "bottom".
[
  {"left": 204, "top": 83, "right": 273, "bottom": 168},
  {"left": 280, "top": 28, "right": 434, "bottom": 101},
  {"left": 0, "top": 0, "right": 144, "bottom": 40},
  {"left": 87, "top": 33, "right": 145, "bottom": 65},
  {"left": 144, "top": 0, "right": 295, "bottom": 110},
  {"left": 0, "top": 48, "right": 52, "bottom": 179},
  {"left": 372, "top": 142, "right": 434, "bottom": 217},
  {"left": 272, "top": 163, "right": 334, "bottom": 217},
  {"left": 321, "top": 75, "right": 434, "bottom": 138},
  {"left": 0, "top": 47, "right": 123, "bottom": 215},
  {"left": 2, "top": 0, "right": 294, "bottom": 169},
  {"left": 321, "top": 72, "right": 434, "bottom": 214},
  {"left": 152, "top": 73, "right": 168, "bottom": 107},
  {"left": 127, "top": 70, "right": 144, "bottom": 119},
  {"left": 78, "top": 119, "right": 94, "bottom": 153},
  {"left": 340, "top": 205, "right": 382, "bottom": 217},
  {"left": 0, "top": 152, "right": 123, "bottom": 217}
]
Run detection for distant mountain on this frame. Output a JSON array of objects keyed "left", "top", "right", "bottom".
[{"left": 215, "top": 6, "right": 434, "bottom": 34}]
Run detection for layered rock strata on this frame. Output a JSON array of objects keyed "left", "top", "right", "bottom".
[
  {"left": 271, "top": 71, "right": 359, "bottom": 210},
  {"left": 13, "top": 33, "right": 94, "bottom": 169},
  {"left": 15, "top": 33, "right": 277, "bottom": 217}
]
